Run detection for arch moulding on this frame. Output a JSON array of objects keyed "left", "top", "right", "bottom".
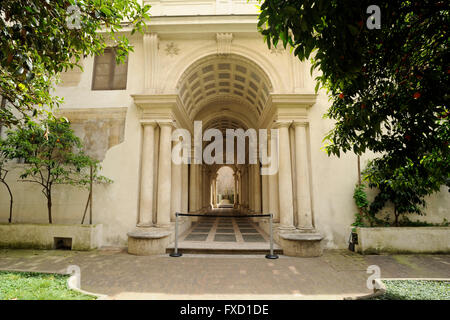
[{"left": 161, "top": 43, "right": 286, "bottom": 93}]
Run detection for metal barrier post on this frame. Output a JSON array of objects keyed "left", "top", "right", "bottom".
[
  {"left": 169, "top": 212, "right": 182, "bottom": 257},
  {"left": 265, "top": 213, "right": 279, "bottom": 259}
]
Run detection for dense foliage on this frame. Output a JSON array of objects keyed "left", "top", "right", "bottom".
[
  {"left": 1, "top": 116, "right": 110, "bottom": 223},
  {"left": 0, "top": 0, "right": 150, "bottom": 127},
  {"left": 259, "top": 0, "right": 449, "bottom": 222}
]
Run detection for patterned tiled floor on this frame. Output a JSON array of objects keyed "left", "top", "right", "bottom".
[{"left": 180, "top": 209, "right": 269, "bottom": 244}]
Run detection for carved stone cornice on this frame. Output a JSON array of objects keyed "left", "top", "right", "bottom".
[
  {"left": 260, "top": 93, "right": 317, "bottom": 126},
  {"left": 131, "top": 94, "right": 193, "bottom": 132}
]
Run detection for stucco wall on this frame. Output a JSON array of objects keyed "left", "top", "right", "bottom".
[{"left": 0, "top": 223, "right": 102, "bottom": 250}]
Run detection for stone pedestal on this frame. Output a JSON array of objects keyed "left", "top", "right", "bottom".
[
  {"left": 279, "top": 232, "right": 323, "bottom": 257},
  {"left": 127, "top": 229, "right": 171, "bottom": 255}
]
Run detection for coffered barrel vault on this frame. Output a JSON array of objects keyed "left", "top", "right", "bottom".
[{"left": 177, "top": 55, "right": 273, "bottom": 120}]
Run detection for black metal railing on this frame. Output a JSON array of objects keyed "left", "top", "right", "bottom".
[{"left": 170, "top": 212, "right": 278, "bottom": 259}]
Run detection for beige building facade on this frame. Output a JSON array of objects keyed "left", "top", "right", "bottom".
[{"left": 1, "top": 1, "right": 448, "bottom": 253}]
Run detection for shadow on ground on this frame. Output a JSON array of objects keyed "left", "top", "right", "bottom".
[{"left": 0, "top": 249, "right": 449, "bottom": 299}]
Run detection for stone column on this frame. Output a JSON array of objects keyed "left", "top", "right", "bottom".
[
  {"left": 138, "top": 122, "right": 157, "bottom": 226},
  {"left": 262, "top": 173, "right": 269, "bottom": 214},
  {"left": 276, "top": 121, "right": 295, "bottom": 230},
  {"left": 267, "top": 130, "right": 280, "bottom": 222},
  {"left": 196, "top": 165, "right": 202, "bottom": 213},
  {"left": 269, "top": 173, "right": 280, "bottom": 222},
  {"left": 171, "top": 155, "right": 182, "bottom": 221},
  {"left": 211, "top": 177, "right": 215, "bottom": 208},
  {"left": 294, "top": 122, "right": 314, "bottom": 230},
  {"left": 156, "top": 122, "right": 173, "bottom": 226},
  {"left": 253, "top": 163, "right": 261, "bottom": 213},
  {"left": 214, "top": 174, "right": 217, "bottom": 208},
  {"left": 236, "top": 171, "right": 242, "bottom": 210},
  {"left": 248, "top": 165, "right": 254, "bottom": 212},
  {"left": 233, "top": 173, "right": 238, "bottom": 208},
  {"left": 204, "top": 169, "right": 210, "bottom": 210},
  {"left": 181, "top": 163, "right": 189, "bottom": 213},
  {"left": 210, "top": 181, "right": 213, "bottom": 207},
  {"left": 189, "top": 163, "right": 196, "bottom": 212},
  {"left": 244, "top": 168, "right": 249, "bottom": 211}
]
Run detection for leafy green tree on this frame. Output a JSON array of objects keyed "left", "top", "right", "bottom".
[
  {"left": 0, "top": 0, "right": 151, "bottom": 127},
  {"left": 2, "top": 116, "right": 111, "bottom": 223},
  {"left": 258, "top": 0, "right": 449, "bottom": 219}
]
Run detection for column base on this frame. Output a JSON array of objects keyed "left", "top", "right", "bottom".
[
  {"left": 127, "top": 219, "right": 191, "bottom": 256},
  {"left": 277, "top": 225, "right": 297, "bottom": 232},
  {"left": 278, "top": 232, "right": 323, "bottom": 257},
  {"left": 136, "top": 222, "right": 153, "bottom": 228},
  {"left": 127, "top": 228, "right": 171, "bottom": 255},
  {"left": 297, "top": 227, "right": 316, "bottom": 233}
]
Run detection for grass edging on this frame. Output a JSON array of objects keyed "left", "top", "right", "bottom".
[
  {"left": 345, "top": 278, "right": 450, "bottom": 300},
  {"left": 0, "top": 269, "right": 107, "bottom": 300},
  {"left": 66, "top": 271, "right": 108, "bottom": 300},
  {"left": 344, "top": 278, "right": 386, "bottom": 300}
]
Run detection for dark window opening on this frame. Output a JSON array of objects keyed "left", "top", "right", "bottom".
[
  {"left": 54, "top": 237, "right": 72, "bottom": 250},
  {"left": 92, "top": 47, "right": 128, "bottom": 90}
]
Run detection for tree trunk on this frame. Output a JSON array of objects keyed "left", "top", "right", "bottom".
[
  {"left": 1, "top": 180, "right": 13, "bottom": 223},
  {"left": 7, "top": 184, "right": 13, "bottom": 223},
  {"left": 394, "top": 207, "right": 399, "bottom": 227},
  {"left": 47, "top": 190, "right": 52, "bottom": 224}
]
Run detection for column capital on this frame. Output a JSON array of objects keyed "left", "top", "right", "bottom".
[
  {"left": 157, "top": 120, "right": 175, "bottom": 128},
  {"left": 140, "top": 120, "right": 158, "bottom": 127},
  {"left": 274, "top": 120, "right": 293, "bottom": 129},
  {"left": 292, "top": 120, "right": 309, "bottom": 127}
]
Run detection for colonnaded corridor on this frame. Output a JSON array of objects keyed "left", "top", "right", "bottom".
[{"left": 167, "top": 209, "right": 282, "bottom": 254}]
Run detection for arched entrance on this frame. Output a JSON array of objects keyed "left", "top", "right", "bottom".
[
  {"left": 131, "top": 50, "right": 321, "bottom": 256},
  {"left": 177, "top": 53, "right": 273, "bottom": 218},
  {"left": 213, "top": 166, "right": 235, "bottom": 208}
]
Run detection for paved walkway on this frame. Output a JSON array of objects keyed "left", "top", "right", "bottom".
[
  {"left": 168, "top": 208, "right": 282, "bottom": 254},
  {"left": 0, "top": 248, "right": 449, "bottom": 299},
  {"left": 182, "top": 211, "right": 269, "bottom": 244}
]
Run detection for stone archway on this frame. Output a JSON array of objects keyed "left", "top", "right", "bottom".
[
  {"left": 130, "top": 50, "right": 323, "bottom": 256},
  {"left": 170, "top": 53, "right": 275, "bottom": 219},
  {"left": 214, "top": 166, "right": 235, "bottom": 208}
]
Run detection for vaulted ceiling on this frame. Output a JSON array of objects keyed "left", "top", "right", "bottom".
[{"left": 177, "top": 54, "right": 273, "bottom": 121}]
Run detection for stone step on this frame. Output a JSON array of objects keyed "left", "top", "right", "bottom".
[{"left": 166, "top": 242, "right": 283, "bottom": 255}]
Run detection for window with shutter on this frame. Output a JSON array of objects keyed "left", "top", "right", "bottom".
[{"left": 92, "top": 48, "right": 128, "bottom": 90}]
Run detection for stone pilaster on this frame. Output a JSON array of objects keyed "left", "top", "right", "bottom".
[{"left": 143, "top": 33, "right": 159, "bottom": 92}]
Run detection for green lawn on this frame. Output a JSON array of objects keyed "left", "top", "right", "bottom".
[
  {"left": 372, "top": 280, "right": 450, "bottom": 300},
  {"left": 0, "top": 271, "right": 96, "bottom": 300}
]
